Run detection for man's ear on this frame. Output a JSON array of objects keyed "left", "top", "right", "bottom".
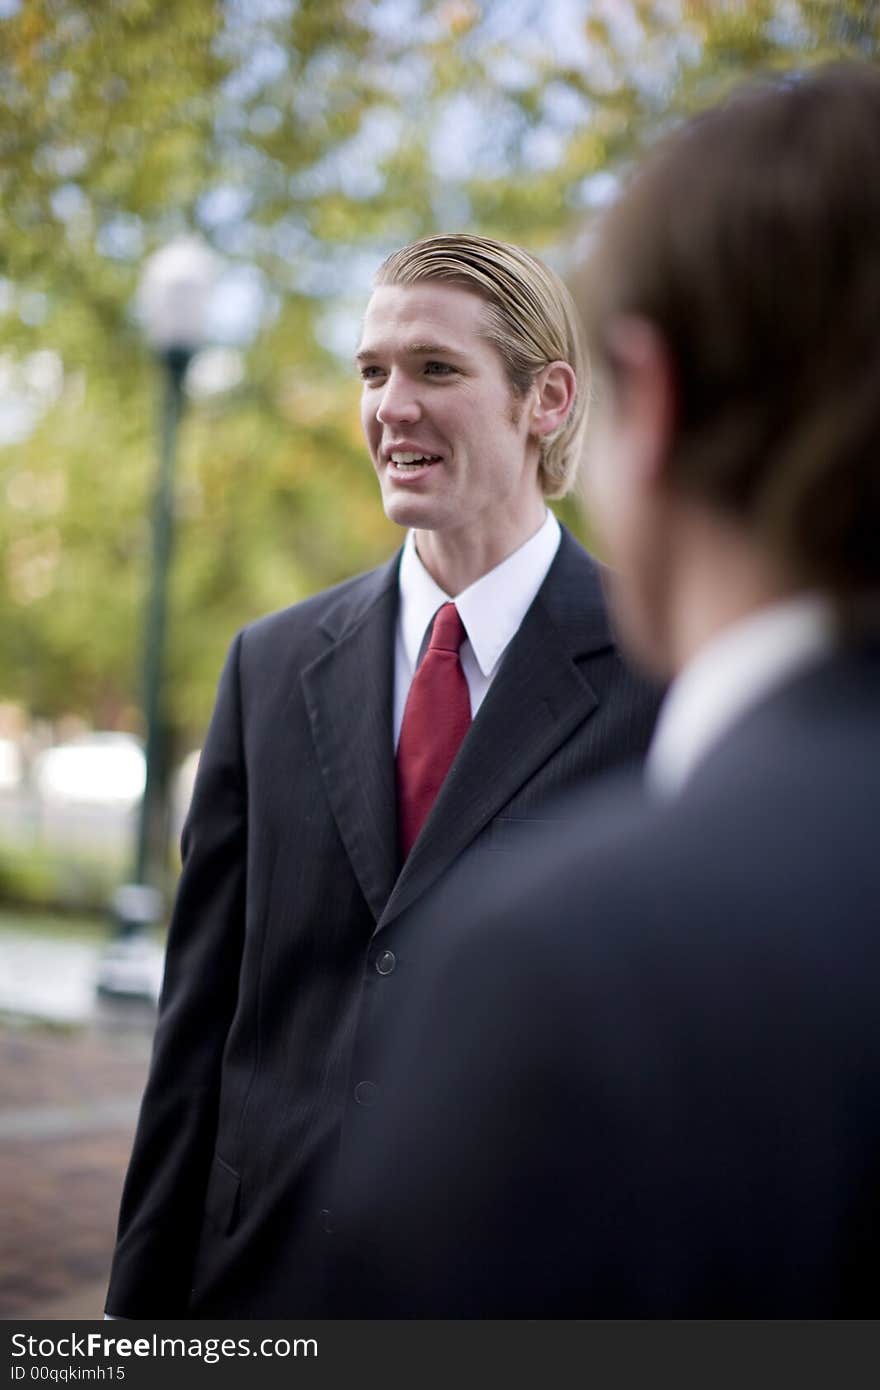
[
  {"left": 530, "top": 360, "right": 577, "bottom": 438},
  {"left": 603, "top": 317, "right": 677, "bottom": 484}
]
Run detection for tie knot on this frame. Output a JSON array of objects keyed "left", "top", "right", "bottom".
[{"left": 428, "top": 602, "right": 466, "bottom": 654}]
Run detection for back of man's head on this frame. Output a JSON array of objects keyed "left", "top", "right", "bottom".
[
  {"left": 376, "top": 232, "right": 588, "bottom": 499},
  {"left": 580, "top": 61, "right": 880, "bottom": 597}
]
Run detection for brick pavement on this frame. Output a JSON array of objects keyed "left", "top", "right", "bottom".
[{"left": 0, "top": 1017, "right": 153, "bottom": 1320}]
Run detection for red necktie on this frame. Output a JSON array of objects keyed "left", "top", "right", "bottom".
[{"left": 397, "top": 602, "right": 471, "bottom": 860}]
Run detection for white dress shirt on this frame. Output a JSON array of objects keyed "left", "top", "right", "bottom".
[
  {"left": 394, "top": 511, "right": 561, "bottom": 747},
  {"left": 646, "top": 594, "right": 836, "bottom": 799}
]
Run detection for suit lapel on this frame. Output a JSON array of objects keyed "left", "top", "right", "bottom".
[
  {"left": 377, "top": 530, "right": 612, "bottom": 931},
  {"left": 301, "top": 554, "right": 401, "bottom": 923}
]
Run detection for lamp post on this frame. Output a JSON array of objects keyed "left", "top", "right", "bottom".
[{"left": 98, "top": 238, "right": 219, "bottom": 1000}]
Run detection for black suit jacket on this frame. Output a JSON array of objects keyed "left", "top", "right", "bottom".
[
  {"left": 106, "top": 527, "right": 660, "bottom": 1316},
  {"left": 328, "top": 638, "right": 880, "bottom": 1316}
]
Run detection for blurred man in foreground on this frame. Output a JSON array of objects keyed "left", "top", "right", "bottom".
[{"left": 329, "top": 63, "right": 880, "bottom": 1316}]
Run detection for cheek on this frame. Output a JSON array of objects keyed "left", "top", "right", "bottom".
[
  {"left": 613, "top": 562, "right": 671, "bottom": 678},
  {"left": 602, "top": 499, "right": 670, "bottom": 676},
  {"left": 584, "top": 402, "right": 670, "bottom": 675},
  {"left": 361, "top": 394, "right": 379, "bottom": 449},
  {"left": 608, "top": 578, "right": 662, "bottom": 676},
  {"left": 582, "top": 426, "right": 624, "bottom": 554}
]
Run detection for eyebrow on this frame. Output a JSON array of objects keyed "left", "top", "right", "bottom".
[{"left": 355, "top": 341, "right": 470, "bottom": 363}]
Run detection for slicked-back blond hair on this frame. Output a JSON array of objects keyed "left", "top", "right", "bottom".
[{"left": 375, "top": 233, "right": 588, "bottom": 498}]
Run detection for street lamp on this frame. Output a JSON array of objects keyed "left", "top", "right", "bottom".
[
  {"left": 134, "top": 237, "right": 220, "bottom": 887},
  {"left": 97, "top": 237, "right": 220, "bottom": 1001}
]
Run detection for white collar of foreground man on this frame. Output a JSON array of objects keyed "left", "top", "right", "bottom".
[{"left": 647, "top": 593, "right": 836, "bottom": 799}]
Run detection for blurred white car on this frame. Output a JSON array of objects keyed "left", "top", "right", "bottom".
[
  {"left": 33, "top": 733, "right": 146, "bottom": 805},
  {"left": 0, "top": 738, "right": 23, "bottom": 792},
  {"left": 173, "top": 747, "right": 200, "bottom": 831}
]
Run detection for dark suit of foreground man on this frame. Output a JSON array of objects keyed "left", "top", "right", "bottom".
[
  {"left": 328, "top": 64, "right": 880, "bottom": 1317},
  {"left": 106, "top": 235, "right": 658, "bottom": 1316}
]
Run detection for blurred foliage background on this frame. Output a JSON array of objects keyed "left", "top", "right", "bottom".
[{"left": 1, "top": 0, "right": 878, "bottom": 753}]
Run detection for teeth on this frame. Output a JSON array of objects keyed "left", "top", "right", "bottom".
[{"left": 390, "top": 452, "right": 439, "bottom": 465}]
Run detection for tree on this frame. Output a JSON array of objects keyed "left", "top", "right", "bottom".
[{"left": 1, "top": 0, "right": 876, "bottom": 745}]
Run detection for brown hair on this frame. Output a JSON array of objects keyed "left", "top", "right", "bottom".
[
  {"left": 376, "top": 233, "right": 588, "bottom": 498},
  {"left": 579, "top": 62, "right": 880, "bottom": 594}
]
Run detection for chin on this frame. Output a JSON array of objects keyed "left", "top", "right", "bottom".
[
  {"left": 382, "top": 497, "right": 422, "bottom": 531},
  {"left": 381, "top": 492, "right": 443, "bottom": 533}
]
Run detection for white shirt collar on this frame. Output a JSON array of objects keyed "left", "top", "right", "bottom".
[
  {"left": 646, "top": 593, "right": 836, "bottom": 798},
  {"left": 398, "top": 511, "right": 561, "bottom": 677}
]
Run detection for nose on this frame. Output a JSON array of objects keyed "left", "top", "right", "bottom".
[{"left": 375, "top": 369, "right": 421, "bottom": 426}]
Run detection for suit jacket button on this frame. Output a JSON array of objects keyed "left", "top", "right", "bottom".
[
  {"left": 319, "top": 1208, "right": 335, "bottom": 1235},
  {"left": 375, "top": 949, "right": 396, "bottom": 975},
  {"left": 354, "top": 1080, "right": 378, "bottom": 1107}
]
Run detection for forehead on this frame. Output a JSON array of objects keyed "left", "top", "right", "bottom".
[{"left": 358, "top": 282, "right": 492, "bottom": 356}]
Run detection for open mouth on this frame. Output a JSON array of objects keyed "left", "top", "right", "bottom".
[{"left": 387, "top": 451, "right": 442, "bottom": 474}]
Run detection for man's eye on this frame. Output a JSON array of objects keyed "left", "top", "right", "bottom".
[
  {"left": 424, "top": 361, "right": 455, "bottom": 376},
  {"left": 360, "top": 365, "right": 385, "bottom": 380}
]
